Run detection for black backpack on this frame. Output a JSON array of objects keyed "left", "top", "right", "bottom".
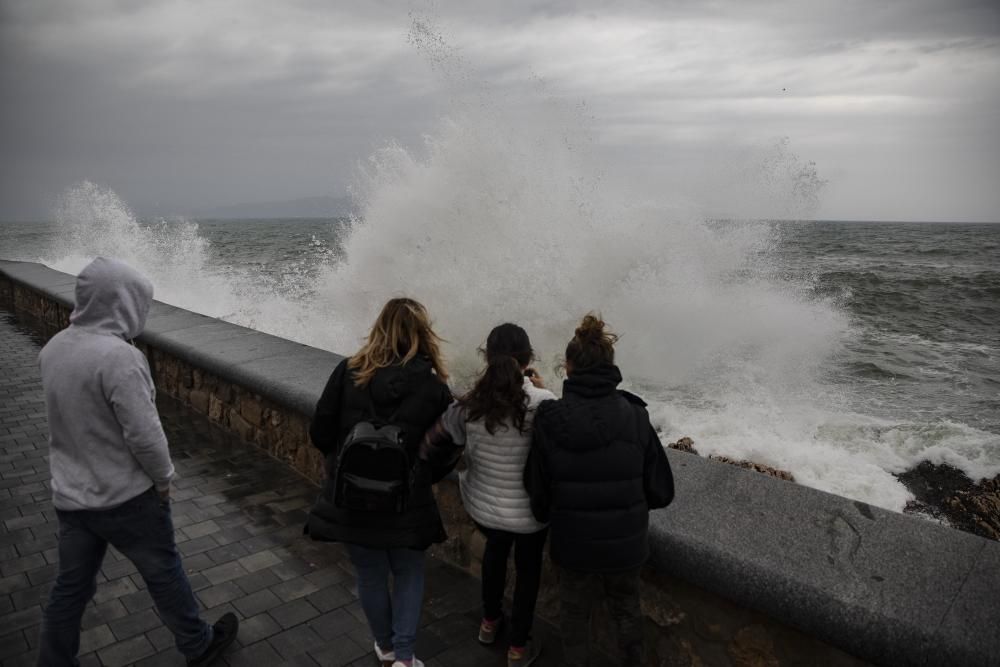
[{"left": 332, "top": 393, "right": 416, "bottom": 514}]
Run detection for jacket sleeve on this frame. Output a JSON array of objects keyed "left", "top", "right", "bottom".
[
  {"left": 643, "top": 415, "right": 675, "bottom": 509},
  {"left": 310, "top": 358, "right": 348, "bottom": 456},
  {"left": 425, "top": 383, "right": 458, "bottom": 483},
  {"left": 420, "top": 401, "right": 465, "bottom": 463},
  {"left": 524, "top": 409, "right": 553, "bottom": 523},
  {"left": 107, "top": 349, "right": 175, "bottom": 492}
]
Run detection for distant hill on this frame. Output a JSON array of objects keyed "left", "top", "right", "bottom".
[{"left": 189, "top": 195, "right": 356, "bottom": 219}]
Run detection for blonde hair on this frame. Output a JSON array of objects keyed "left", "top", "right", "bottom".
[{"left": 348, "top": 297, "right": 449, "bottom": 387}]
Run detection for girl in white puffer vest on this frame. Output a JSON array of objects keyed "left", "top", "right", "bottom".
[{"left": 420, "top": 324, "right": 554, "bottom": 667}]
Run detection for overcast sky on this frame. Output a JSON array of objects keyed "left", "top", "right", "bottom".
[{"left": 1, "top": 0, "right": 998, "bottom": 222}]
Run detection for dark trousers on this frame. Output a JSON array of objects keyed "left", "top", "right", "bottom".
[
  {"left": 558, "top": 566, "right": 643, "bottom": 666},
  {"left": 37, "top": 487, "right": 211, "bottom": 667},
  {"left": 477, "top": 523, "right": 548, "bottom": 647}
]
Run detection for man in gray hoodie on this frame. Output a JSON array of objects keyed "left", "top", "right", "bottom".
[{"left": 37, "top": 257, "right": 238, "bottom": 667}]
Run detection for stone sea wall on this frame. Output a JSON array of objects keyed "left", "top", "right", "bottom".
[{"left": 3, "top": 259, "right": 998, "bottom": 667}]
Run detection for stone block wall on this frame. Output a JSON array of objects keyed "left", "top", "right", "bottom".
[{"left": 140, "top": 347, "right": 325, "bottom": 485}]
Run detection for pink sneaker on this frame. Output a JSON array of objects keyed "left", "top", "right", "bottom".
[{"left": 478, "top": 616, "right": 503, "bottom": 644}]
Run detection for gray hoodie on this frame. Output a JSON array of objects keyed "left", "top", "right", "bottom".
[{"left": 39, "top": 257, "right": 175, "bottom": 510}]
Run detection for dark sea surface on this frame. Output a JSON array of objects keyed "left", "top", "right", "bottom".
[{"left": 776, "top": 221, "right": 1000, "bottom": 436}]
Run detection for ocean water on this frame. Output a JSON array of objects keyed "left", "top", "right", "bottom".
[{"left": 2, "top": 209, "right": 998, "bottom": 514}]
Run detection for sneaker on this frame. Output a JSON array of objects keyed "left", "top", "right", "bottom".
[
  {"left": 390, "top": 659, "right": 424, "bottom": 667},
  {"left": 507, "top": 642, "right": 541, "bottom": 667},
  {"left": 478, "top": 616, "right": 503, "bottom": 644},
  {"left": 187, "top": 612, "right": 239, "bottom": 666},
  {"left": 375, "top": 641, "right": 396, "bottom": 666}
]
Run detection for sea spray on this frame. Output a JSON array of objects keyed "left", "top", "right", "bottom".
[{"left": 45, "top": 181, "right": 333, "bottom": 339}]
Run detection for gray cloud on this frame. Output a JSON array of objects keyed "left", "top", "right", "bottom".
[{"left": 1, "top": 0, "right": 998, "bottom": 221}]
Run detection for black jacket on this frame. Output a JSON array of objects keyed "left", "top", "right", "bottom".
[
  {"left": 524, "top": 363, "right": 674, "bottom": 572},
  {"left": 306, "top": 355, "right": 452, "bottom": 549}
]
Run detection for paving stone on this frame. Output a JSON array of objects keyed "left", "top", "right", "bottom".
[
  {"left": 93, "top": 576, "right": 139, "bottom": 604},
  {"left": 0, "top": 554, "right": 46, "bottom": 578},
  {"left": 226, "top": 639, "right": 284, "bottom": 667},
  {"left": 269, "top": 598, "right": 320, "bottom": 629},
  {"left": 270, "top": 577, "right": 321, "bottom": 603},
  {"left": 0, "top": 606, "right": 42, "bottom": 634},
  {"left": 232, "top": 588, "right": 283, "bottom": 618},
  {"left": 78, "top": 623, "right": 116, "bottom": 655},
  {"left": 182, "top": 519, "right": 220, "bottom": 540},
  {"left": 146, "top": 624, "right": 174, "bottom": 652},
  {"left": 305, "top": 583, "right": 357, "bottom": 614},
  {"left": 119, "top": 588, "right": 156, "bottom": 614},
  {"left": 81, "top": 599, "right": 129, "bottom": 630},
  {"left": 0, "top": 631, "right": 29, "bottom": 661},
  {"left": 196, "top": 581, "right": 244, "bottom": 609},
  {"left": 308, "top": 634, "right": 369, "bottom": 667},
  {"left": 0, "top": 574, "right": 30, "bottom": 596},
  {"left": 10, "top": 583, "right": 50, "bottom": 611},
  {"left": 306, "top": 607, "right": 365, "bottom": 639},
  {"left": 108, "top": 607, "right": 161, "bottom": 640},
  {"left": 236, "top": 548, "right": 283, "bottom": 573},
  {"left": 200, "top": 560, "right": 248, "bottom": 586},
  {"left": 97, "top": 633, "right": 157, "bottom": 667},
  {"left": 203, "top": 541, "right": 251, "bottom": 566},
  {"left": 233, "top": 611, "right": 283, "bottom": 646},
  {"left": 132, "top": 649, "right": 187, "bottom": 666},
  {"left": 266, "top": 624, "right": 326, "bottom": 660},
  {"left": 233, "top": 567, "right": 282, "bottom": 595}
]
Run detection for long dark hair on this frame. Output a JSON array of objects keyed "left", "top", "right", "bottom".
[
  {"left": 461, "top": 323, "right": 532, "bottom": 434},
  {"left": 565, "top": 313, "right": 618, "bottom": 371}
]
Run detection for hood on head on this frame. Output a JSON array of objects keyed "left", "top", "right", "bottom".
[{"left": 69, "top": 257, "right": 154, "bottom": 339}]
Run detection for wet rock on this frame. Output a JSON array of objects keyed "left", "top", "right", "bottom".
[
  {"left": 707, "top": 455, "right": 795, "bottom": 482},
  {"left": 898, "top": 461, "right": 1000, "bottom": 541},
  {"left": 668, "top": 437, "right": 699, "bottom": 455},
  {"left": 666, "top": 437, "right": 795, "bottom": 481}
]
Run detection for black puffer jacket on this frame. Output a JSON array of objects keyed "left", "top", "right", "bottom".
[
  {"left": 524, "top": 363, "right": 674, "bottom": 572},
  {"left": 306, "top": 355, "right": 452, "bottom": 549}
]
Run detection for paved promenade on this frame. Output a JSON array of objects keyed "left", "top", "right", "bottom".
[{"left": 0, "top": 311, "right": 574, "bottom": 667}]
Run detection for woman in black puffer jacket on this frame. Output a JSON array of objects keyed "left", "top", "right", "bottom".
[
  {"left": 524, "top": 313, "right": 674, "bottom": 666},
  {"left": 307, "top": 298, "right": 453, "bottom": 667}
]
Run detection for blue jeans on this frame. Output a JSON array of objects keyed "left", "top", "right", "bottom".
[
  {"left": 38, "top": 487, "right": 212, "bottom": 667},
  {"left": 346, "top": 544, "right": 426, "bottom": 661}
]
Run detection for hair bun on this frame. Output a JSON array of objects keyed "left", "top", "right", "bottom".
[{"left": 574, "top": 314, "right": 606, "bottom": 342}]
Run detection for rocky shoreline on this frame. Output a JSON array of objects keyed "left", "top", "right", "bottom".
[
  {"left": 667, "top": 437, "right": 1000, "bottom": 542},
  {"left": 896, "top": 461, "right": 1000, "bottom": 541},
  {"left": 667, "top": 437, "right": 796, "bottom": 482}
]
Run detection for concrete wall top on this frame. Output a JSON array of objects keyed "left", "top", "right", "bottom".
[
  {"left": 3, "top": 259, "right": 998, "bottom": 667},
  {"left": 0, "top": 260, "right": 341, "bottom": 417}
]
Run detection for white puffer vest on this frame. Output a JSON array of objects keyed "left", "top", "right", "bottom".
[{"left": 459, "top": 378, "right": 556, "bottom": 534}]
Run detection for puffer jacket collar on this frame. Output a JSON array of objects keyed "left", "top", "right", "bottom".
[{"left": 562, "top": 363, "right": 623, "bottom": 399}]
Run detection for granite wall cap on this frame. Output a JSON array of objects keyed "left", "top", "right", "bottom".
[
  {"left": 655, "top": 449, "right": 1000, "bottom": 666},
  {"left": 0, "top": 260, "right": 340, "bottom": 416}
]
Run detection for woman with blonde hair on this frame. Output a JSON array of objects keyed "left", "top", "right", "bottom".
[{"left": 307, "top": 297, "right": 454, "bottom": 667}]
